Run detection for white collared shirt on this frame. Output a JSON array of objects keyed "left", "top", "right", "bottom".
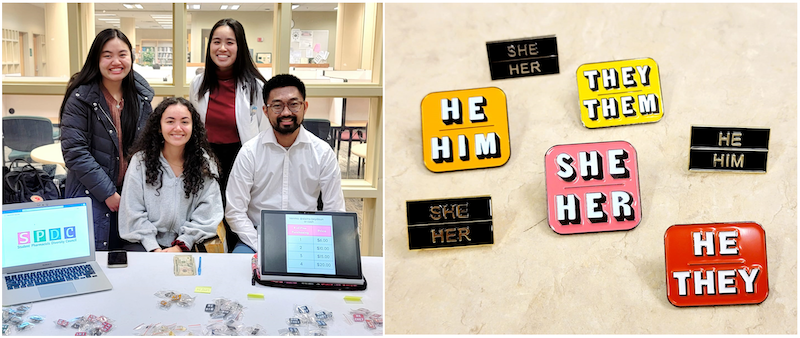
[{"left": 225, "top": 126, "right": 346, "bottom": 250}]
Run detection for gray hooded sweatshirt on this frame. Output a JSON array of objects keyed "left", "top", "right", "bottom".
[{"left": 119, "top": 151, "right": 222, "bottom": 251}]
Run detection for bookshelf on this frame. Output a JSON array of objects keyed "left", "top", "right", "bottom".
[
  {"left": 3, "top": 29, "right": 21, "bottom": 75},
  {"left": 141, "top": 39, "right": 173, "bottom": 66}
]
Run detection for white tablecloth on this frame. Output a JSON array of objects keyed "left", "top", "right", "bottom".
[{"left": 6, "top": 252, "right": 384, "bottom": 336}]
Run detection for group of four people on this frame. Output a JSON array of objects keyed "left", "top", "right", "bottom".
[{"left": 58, "top": 19, "right": 346, "bottom": 254}]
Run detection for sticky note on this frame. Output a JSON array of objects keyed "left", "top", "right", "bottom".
[
  {"left": 344, "top": 296, "right": 362, "bottom": 304},
  {"left": 247, "top": 293, "right": 265, "bottom": 300},
  {"left": 194, "top": 286, "right": 212, "bottom": 294}
]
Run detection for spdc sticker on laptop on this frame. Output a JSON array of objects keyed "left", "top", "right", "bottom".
[
  {"left": 421, "top": 87, "right": 510, "bottom": 173},
  {"left": 576, "top": 58, "right": 663, "bottom": 129}
]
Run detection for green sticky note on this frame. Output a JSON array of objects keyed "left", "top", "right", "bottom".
[
  {"left": 194, "top": 286, "right": 212, "bottom": 294},
  {"left": 247, "top": 293, "right": 265, "bottom": 300},
  {"left": 344, "top": 296, "right": 362, "bottom": 304}
]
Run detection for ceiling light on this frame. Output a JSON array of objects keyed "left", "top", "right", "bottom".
[
  {"left": 292, "top": 4, "right": 299, "bottom": 10},
  {"left": 186, "top": 4, "right": 189, "bottom": 9},
  {"left": 231, "top": 5, "right": 240, "bottom": 10},
  {"left": 134, "top": 4, "right": 143, "bottom": 9},
  {"left": 192, "top": 4, "right": 200, "bottom": 10},
  {"left": 151, "top": 15, "right": 173, "bottom": 18},
  {"left": 95, "top": 13, "right": 116, "bottom": 17},
  {"left": 220, "top": 5, "right": 228, "bottom": 10},
  {"left": 98, "top": 18, "right": 120, "bottom": 21},
  {"left": 122, "top": 4, "right": 134, "bottom": 9},
  {"left": 334, "top": 6, "right": 338, "bottom": 10}
]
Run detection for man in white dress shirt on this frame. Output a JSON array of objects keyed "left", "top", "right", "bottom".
[{"left": 225, "top": 74, "right": 346, "bottom": 253}]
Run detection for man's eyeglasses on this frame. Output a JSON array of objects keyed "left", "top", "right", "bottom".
[{"left": 267, "top": 100, "right": 304, "bottom": 114}]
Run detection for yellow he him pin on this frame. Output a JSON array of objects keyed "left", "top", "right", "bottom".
[
  {"left": 421, "top": 87, "right": 510, "bottom": 173},
  {"left": 576, "top": 58, "right": 664, "bottom": 128}
]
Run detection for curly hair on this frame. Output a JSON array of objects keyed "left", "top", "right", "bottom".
[{"left": 130, "top": 97, "right": 219, "bottom": 198}]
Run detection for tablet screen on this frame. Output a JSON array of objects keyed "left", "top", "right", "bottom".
[
  {"left": 285, "top": 214, "right": 335, "bottom": 275},
  {"left": 260, "top": 210, "right": 362, "bottom": 281}
]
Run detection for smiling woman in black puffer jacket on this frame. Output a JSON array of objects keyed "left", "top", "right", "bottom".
[{"left": 59, "top": 28, "right": 154, "bottom": 251}]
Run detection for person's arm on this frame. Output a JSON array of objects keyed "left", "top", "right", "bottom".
[
  {"left": 176, "top": 165, "right": 224, "bottom": 250},
  {"left": 225, "top": 147, "right": 259, "bottom": 250},
  {"left": 319, "top": 148, "right": 346, "bottom": 212},
  {"left": 117, "top": 155, "right": 160, "bottom": 252},
  {"left": 60, "top": 93, "right": 117, "bottom": 205}
]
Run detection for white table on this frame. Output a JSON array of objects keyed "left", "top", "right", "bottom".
[
  {"left": 30, "top": 143, "right": 65, "bottom": 167},
  {"left": 8, "top": 252, "right": 384, "bottom": 336}
]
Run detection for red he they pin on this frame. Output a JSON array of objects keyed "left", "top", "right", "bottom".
[{"left": 664, "top": 222, "right": 768, "bottom": 307}]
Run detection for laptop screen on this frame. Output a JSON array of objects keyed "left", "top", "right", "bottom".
[
  {"left": 260, "top": 210, "right": 363, "bottom": 280},
  {"left": 2, "top": 200, "right": 92, "bottom": 269}
]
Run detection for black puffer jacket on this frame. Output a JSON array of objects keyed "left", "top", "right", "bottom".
[{"left": 60, "top": 71, "right": 154, "bottom": 250}]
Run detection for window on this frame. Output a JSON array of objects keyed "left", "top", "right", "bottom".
[
  {"left": 94, "top": 3, "right": 175, "bottom": 85},
  {"left": 187, "top": 3, "right": 274, "bottom": 84},
  {"left": 2, "top": 3, "right": 69, "bottom": 80},
  {"left": 289, "top": 3, "right": 380, "bottom": 84}
]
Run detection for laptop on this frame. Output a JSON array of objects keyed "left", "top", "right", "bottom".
[
  {"left": 257, "top": 210, "right": 365, "bottom": 286},
  {"left": 2, "top": 197, "right": 112, "bottom": 306}
]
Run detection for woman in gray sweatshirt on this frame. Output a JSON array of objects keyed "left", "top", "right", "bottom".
[{"left": 119, "top": 97, "right": 223, "bottom": 252}]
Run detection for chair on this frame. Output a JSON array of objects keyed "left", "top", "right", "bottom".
[
  {"left": 194, "top": 221, "right": 227, "bottom": 253},
  {"left": 302, "top": 118, "right": 334, "bottom": 210},
  {"left": 302, "top": 118, "right": 334, "bottom": 148},
  {"left": 338, "top": 127, "right": 366, "bottom": 178},
  {"left": 2, "top": 116, "right": 57, "bottom": 165}
]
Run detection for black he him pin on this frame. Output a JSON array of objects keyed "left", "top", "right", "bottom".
[{"left": 689, "top": 126, "right": 770, "bottom": 172}]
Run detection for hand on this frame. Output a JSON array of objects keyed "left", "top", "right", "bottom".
[
  {"left": 105, "top": 193, "right": 121, "bottom": 211},
  {"left": 162, "top": 246, "right": 183, "bottom": 252}
]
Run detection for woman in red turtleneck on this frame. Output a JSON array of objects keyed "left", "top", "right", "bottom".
[
  {"left": 190, "top": 18, "right": 267, "bottom": 197},
  {"left": 189, "top": 18, "right": 268, "bottom": 250}
]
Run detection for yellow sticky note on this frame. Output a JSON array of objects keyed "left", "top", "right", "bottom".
[
  {"left": 344, "top": 296, "right": 362, "bottom": 303},
  {"left": 247, "top": 293, "right": 265, "bottom": 300},
  {"left": 194, "top": 286, "right": 212, "bottom": 294},
  {"left": 576, "top": 58, "right": 664, "bottom": 128}
]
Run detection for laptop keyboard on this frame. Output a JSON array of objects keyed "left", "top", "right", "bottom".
[{"left": 5, "top": 264, "right": 97, "bottom": 290}]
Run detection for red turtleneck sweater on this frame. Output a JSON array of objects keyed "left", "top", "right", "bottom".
[{"left": 205, "top": 69, "right": 239, "bottom": 144}]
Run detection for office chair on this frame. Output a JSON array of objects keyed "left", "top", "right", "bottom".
[
  {"left": 2, "top": 116, "right": 57, "bottom": 165},
  {"left": 302, "top": 118, "right": 334, "bottom": 149},
  {"left": 302, "top": 118, "right": 334, "bottom": 210},
  {"left": 338, "top": 127, "right": 366, "bottom": 178}
]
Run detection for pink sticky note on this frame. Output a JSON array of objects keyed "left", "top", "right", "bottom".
[
  {"left": 544, "top": 141, "right": 641, "bottom": 234},
  {"left": 314, "top": 44, "right": 321, "bottom": 53}
]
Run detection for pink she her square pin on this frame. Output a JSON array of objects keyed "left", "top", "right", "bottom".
[{"left": 544, "top": 140, "right": 641, "bottom": 234}]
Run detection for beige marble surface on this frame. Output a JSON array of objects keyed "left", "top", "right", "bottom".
[{"left": 384, "top": 3, "right": 797, "bottom": 334}]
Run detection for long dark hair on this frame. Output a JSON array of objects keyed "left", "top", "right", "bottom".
[
  {"left": 197, "top": 18, "right": 267, "bottom": 103},
  {"left": 59, "top": 28, "right": 141, "bottom": 157},
  {"left": 130, "top": 97, "right": 219, "bottom": 199}
]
